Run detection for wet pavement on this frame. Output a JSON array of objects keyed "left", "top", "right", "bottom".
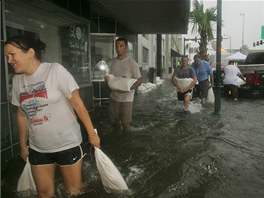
[{"left": 2, "top": 79, "right": 264, "bottom": 198}]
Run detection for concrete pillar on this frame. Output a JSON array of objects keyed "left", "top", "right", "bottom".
[
  {"left": 149, "top": 67, "right": 157, "bottom": 84},
  {"left": 156, "top": 34, "right": 162, "bottom": 78}
]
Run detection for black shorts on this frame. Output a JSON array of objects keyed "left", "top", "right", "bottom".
[
  {"left": 29, "top": 144, "right": 85, "bottom": 166},
  {"left": 177, "top": 90, "right": 193, "bottom": 101}
]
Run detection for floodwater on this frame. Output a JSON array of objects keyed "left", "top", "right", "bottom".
[{"left": 2, "top": 79, "right": 264, "bottom": 198}]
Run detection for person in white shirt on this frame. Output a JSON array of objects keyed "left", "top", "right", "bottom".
[
  {"left": 4, "top": 35, "right": 100, "bottom": 197},
  {"left": 223, "top": 60, "right": 246, "bottom": 101},
  {"left": 106, "top": 37, "right": 142, "bottom": 133}
]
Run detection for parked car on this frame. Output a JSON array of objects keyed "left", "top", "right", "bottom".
[{"left": 237, "top": 52, "right": 264, "bottom": 98}]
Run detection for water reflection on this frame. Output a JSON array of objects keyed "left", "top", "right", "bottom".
[{"left": 2, "top": 79, "right": 264, "bottom": 198}]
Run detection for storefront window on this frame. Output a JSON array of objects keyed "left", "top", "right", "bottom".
[
  {"left": 142, "top": 47, "right": 149, "bottom": 64},
  {"left": 4, "top": 0, "right": 91, "bottom": 91},
  {"left": 90, "top": 34, "right": 115, "bottom": 105},
  {"left": 60, "top": 25, "right": 90, "bottom": 83},
  {"left": 90, "top": 33, "right": 115, "bottom": 79}
]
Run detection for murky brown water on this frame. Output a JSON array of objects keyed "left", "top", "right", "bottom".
[{"left": 2, "top": 79, "right": 264, "bottom": 198}]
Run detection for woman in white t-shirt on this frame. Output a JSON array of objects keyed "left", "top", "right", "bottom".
[{"left": 4, "top": 35, "right": 100, "bottom": 197}]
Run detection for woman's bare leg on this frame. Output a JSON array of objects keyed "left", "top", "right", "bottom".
[
  {"left": 31, "top": 164, "right": 56, "bottom": 198},
  {"left": 184, "top": 95, "right": 191, "bottom": 111},
  {"left": 60, "top": 159, "right": 83, "bottom": 196}
]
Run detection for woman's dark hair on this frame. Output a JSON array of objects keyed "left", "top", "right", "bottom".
[
  {"left": 180, "top": 55, "right": 189, "bottom": 66},
  {"left": 181, "top": 55, "right": 188, "bottom": 61},
  {"left": 4, "top": 35, "right": 46, "bottom": 61}
]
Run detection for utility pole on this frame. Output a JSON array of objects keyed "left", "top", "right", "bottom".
[
  {"left": 240, "top": 13, "right": 245, "bottom": 52},
  {"left": 214, "top": 0, "right": 222, "bottom": 114}
]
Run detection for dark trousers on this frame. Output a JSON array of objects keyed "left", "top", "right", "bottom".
[{"left": 223, "top": 84, "right": 239, "bottom": 99}]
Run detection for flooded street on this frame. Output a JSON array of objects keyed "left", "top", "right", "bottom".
[{"left": 2, "top": 79, "right": 264, "bottom": 198}]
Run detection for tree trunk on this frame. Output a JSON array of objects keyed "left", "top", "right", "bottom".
[{"left": 199, "top": 34, "right": 209, "bottom": 61}]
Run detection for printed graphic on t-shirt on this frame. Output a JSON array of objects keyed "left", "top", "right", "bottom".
[
  {"left": 176, "top": 68, "right": 191, "bottom": 78},
  {"left": 20, "top": 81, "right": 49, "bottom": 125}
]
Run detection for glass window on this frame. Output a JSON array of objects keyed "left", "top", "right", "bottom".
[
  {"left": 4, "top": 0, "right": 91, "bottom": 89},
  {"left": 128, "top": 41, "right": 136, "bottom": 60},
  {"left": 90, "top": 33, "right": 115, "bottom": 79},
  {"left": 142, "top": 47, "right": 149, "bottom": 64}
]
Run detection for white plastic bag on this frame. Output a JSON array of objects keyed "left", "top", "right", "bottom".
[
  {"left": 17, "top": 158, "right": 36, "bottom": 192},
  {"left": 237, "top": 77, "right": 246, "bottom": 87},
  {"left": 206, "top": 87, "right": 215, "bottom": 103},
  {"left": 94, "top": 147, "right": 128, "bottom": 193},
  {"left": 175, "top": 77, "right": 193, "bottom": 90},
  {"left": 106, "top": 74, "right": 137, "bottom": 92}
]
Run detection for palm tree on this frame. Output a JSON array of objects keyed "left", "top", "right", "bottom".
[{"left": 189, "top": 0, "right": 217, "bottom": 60}]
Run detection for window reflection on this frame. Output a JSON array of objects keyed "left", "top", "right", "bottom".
[{"left": 4, "top": 0, "right": 91, "bottom": 91}]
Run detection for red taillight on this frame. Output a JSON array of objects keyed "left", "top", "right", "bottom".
[
  {"left": 253, "top": 73, "right": 260, "bottom": 85},
  {"left": 245, "top": 73, "right": 260, "bottom": 85}
]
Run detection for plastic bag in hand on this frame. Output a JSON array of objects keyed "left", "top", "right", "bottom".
[
  {"left": 94, "top": 147, "right": 128, "bottom": 193},
  {"left": 175, "top": 77, "right": 193, "bottom": 90},
  {"left": 17, "top": 158, "right": 36, "bottom": 193},
  {"left": 206, "top": 87, "right": 215, "bottom": 103},
  {"left": 106, "top": 74, "right": 137, "bottom": 92}
]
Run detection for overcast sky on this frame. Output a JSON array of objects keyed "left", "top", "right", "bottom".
[{"left": 186, "top": 0, "right": 264, "bottom": 51}]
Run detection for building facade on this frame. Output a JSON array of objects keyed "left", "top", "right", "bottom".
[{"left": 1, "top": 0, "right": 184, "bottom": 163}]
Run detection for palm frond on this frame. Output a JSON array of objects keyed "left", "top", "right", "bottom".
[{"left": 189, "top": 0, "right": 217, "bottom": 60}]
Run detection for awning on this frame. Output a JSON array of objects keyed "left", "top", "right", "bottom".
[
  {"left": 171, "top": 49, "right": 181, "bottom": 57},
  {"left": 225, "top": 52, "right": 247, "bottom": 61},
  {"left": 91, "top": 0, "right": 190, "bottom": 34}
]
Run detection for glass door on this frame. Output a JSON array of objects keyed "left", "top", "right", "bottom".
[
  {"left": 90, "top": 33, "right": 115, "bottom": 105},
  {"left": 90, "top": 33, "right": 115, "bottom": 79}
]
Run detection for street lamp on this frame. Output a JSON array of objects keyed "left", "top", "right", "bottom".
[
  {"left": 224, "top": 34, "right": 232, "bottom": 53},
  {"left": 240, "top": 13, "right": 245, "bottom": 52}
]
